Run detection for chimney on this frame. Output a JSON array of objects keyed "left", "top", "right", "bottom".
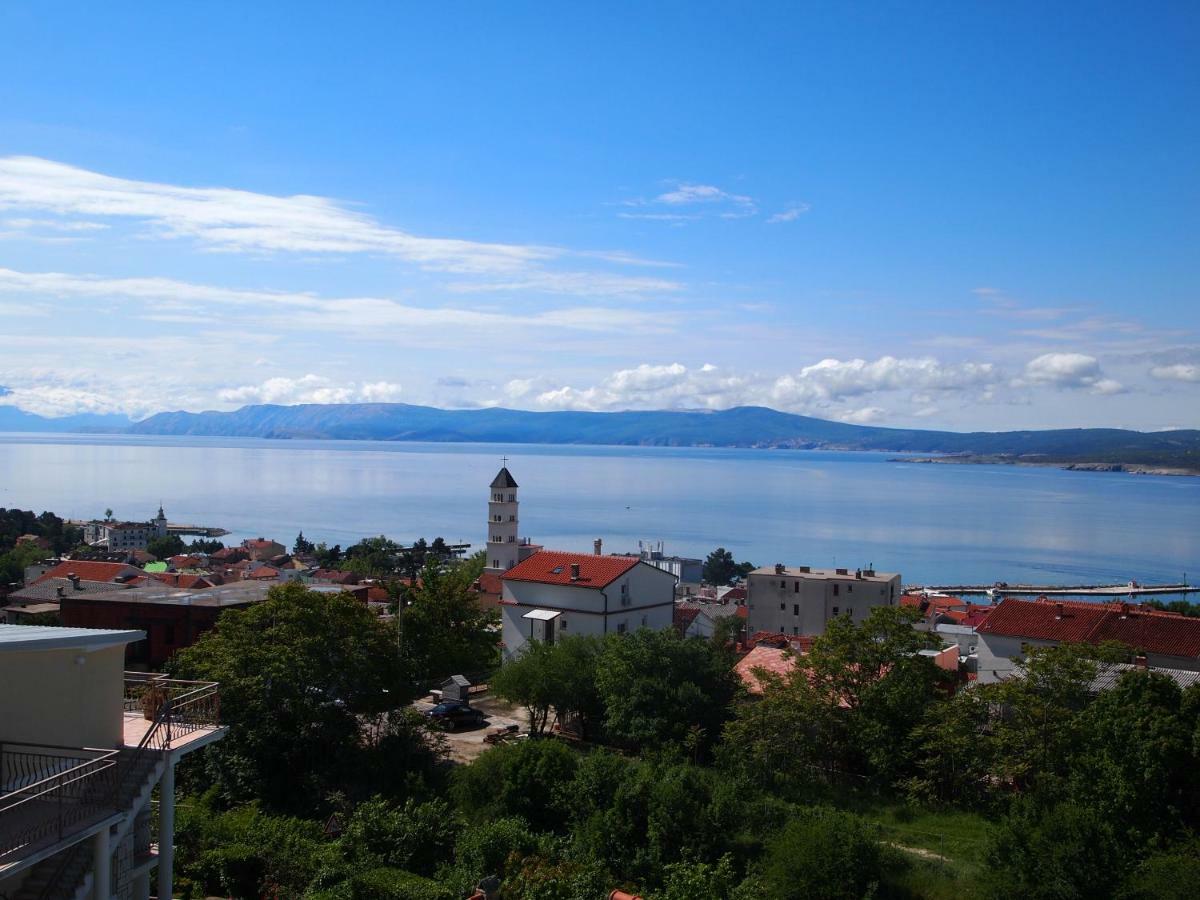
[
  {"left": 1055, "top": 602, "right": 1064, "bottom": 620},
  {"left": 56, "top": 585, "right": 65, "bottom": 598},
  {"left": 1134, "top": 654, "right": 1148, "bottom": 670},
  {"left": 594, "top": 538, "right": 603, "bottom": 556},
  {"left": 570, "top": 563, "right": 581, "bottom": 581},
  {"left": 68, "top": 573, "right": 81, "bottom": 590},
  {"left": 774, "top": 563, "right": 785, "bottom": 575}
]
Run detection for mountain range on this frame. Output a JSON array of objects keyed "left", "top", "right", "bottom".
[{"left": 2, "top": 402, "right": 1198, "bottom": 472}]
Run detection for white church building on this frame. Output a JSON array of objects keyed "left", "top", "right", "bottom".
[{"left": 485, "top": 464, "right": 677, "bottom": 658}]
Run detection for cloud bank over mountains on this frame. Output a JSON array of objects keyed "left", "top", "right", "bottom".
[{"left": 0, "top": 156, "right": 1195, "bottom": 431}]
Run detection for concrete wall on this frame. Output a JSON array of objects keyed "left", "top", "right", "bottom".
[
  {"left": 746, "top": 572, "right": 900, "bottom": 637},
  {"left": 0, "top": 644, "right": 126, "bottom": 748},
  {"left": 500, "top": 563, "right": 675, "bottom": 658}
]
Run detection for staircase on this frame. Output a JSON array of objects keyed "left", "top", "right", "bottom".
[{"left": 11, "top": 750, "right": 165, "bottom": 900}]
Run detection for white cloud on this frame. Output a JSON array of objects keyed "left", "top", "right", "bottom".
[
  {"left": 521, "top": 356, "right": 1001, "bottom": 418},
  {"left": 2, "top": 217, "right": 110, "bottom": 232},
  {"left": 767, "top": 203, "right": 811, "bottom": 223},
  {"left": 218, "top": 375, "right": 404, "bottom": 406},
  {"left": 656, "top": 183, "right": 755, "bottom": 209},
  {"left": 0, "top": 156, "right": 680, "bottom": 296},
  {"left": 620, "top": 181, "right": 759, "bottom": 222},
  {"left": 838, "top": 406, "right": 886, "bottom": 424},
  {"left": 0, "top": 266, "right": 675, "bottom": 337},
  {"left": 1150, "top": 363, "right": 1200, "bottom": 383},
  {"left": 359, "top": 381, "right": 405, "bottom": 402},
  {"left": 1020, "top": 353, "right": 1125, "bottom": 394}
]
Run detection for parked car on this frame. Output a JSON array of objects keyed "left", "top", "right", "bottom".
[{"left": 424, "top": 699, "right": 487, "bottom": 730}]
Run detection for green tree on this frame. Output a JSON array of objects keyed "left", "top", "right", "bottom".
[
  {"left": 1118, "top": 841, "right": 1200, "bottom": 900},
  {"left": 650, "top": 855, "right": 739, "bottom": 900},
  {"left": 905, "top": 686, "right": 998, "bottom": 809},
  {"left": 702, "top": 548, "right": 754, "bottom": 586},
  {"left": 799, "top": 605, "right": 940, "bottom": 783},
  {"left": 340, "top": 797, "right": 458, "bottom": 877},
  {"left": 399, "top": 559, "right": 498, "bottom": 685},
  {"left": 147, "top": 533, "right": 186, "bottom": 560},
  {"left": 986, "top": 641, "right": 1127, "bottom": 796},
  {"left": 188, "top": 538, "right": 225, "bottom": 554},
  {"left": 984, "top": 800, "right": 1124, "bottom": 900},
  {"left": 596, "top": 628, "right": 738, "bottom": 753},
  {"left": 170, "top": 582, "right": 414, "bottom": 814},
  {"left": 491, "top": 635, "right": 603, "bottom": 736},
  {"left": 719, "top": 666, "right": 840, "bottom": 793},
  {"left": 1067, "top": 670, "right": 1196, "bottom": 846},
  {"left": 344, "top": 535, "right": 403, "bottom": 577},
  {"left": 450, "top": 739, "right": 579, "bottom": 833},
  {"left": 294, "top": 531, "right": 316, "bottom": 556}
]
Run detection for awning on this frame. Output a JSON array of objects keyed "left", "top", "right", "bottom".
[{"left": 521, "top": 608, "right": 562, "bottom": 621}]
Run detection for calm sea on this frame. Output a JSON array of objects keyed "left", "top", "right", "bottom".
[{"left": 0, "top": 433, "right": 1197, "bottom": 589}]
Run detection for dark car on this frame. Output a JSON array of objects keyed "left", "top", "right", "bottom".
[{"left": 424, "top": 699, "right": 487, "bottom": 730}]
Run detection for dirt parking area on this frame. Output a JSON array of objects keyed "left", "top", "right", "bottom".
[{"left": 413, "top": 694, "right": 530, "bottom": 764}]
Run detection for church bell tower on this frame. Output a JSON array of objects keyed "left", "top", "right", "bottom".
[{"left": 486, "top": 463, "right": 520, "bottom": 572}]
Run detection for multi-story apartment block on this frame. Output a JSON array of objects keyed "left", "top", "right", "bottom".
[
  {"left": 0, "top": 624, "right": 225, "bottom": 899},
  {"left": 745, "top": 564, "right": 901, "bottom": 637}
]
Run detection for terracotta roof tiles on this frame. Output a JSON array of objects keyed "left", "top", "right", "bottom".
[
  {"left": 501, "top": 551, "right": 641, "bottom": 590},
  {"left": 977, "top": 598, "right": 1200, "bottom": 659}
]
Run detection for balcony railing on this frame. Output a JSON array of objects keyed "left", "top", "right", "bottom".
[
  {"left": 0, "top": 742, "right": 120, "bottom": 861},
  {"left": 123, "top": 673, "right": 221, "bottom": 751}
]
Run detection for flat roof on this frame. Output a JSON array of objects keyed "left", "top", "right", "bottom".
[
  {"left": 0, "top": 624, "right": 144, "bottom": 651},
  {"left": 750, "top": 566, "right": 899, "bottom": 582},
  {"left": 67, "top": 580, "right": 276, "bottom": 608}
]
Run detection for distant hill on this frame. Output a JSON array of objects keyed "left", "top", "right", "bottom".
[
  {"left": 120, "top": 402, "right": 1200, "bottom": 471},
  {"left": 0, "top": 405, "right": 133, "bottom": 433}
]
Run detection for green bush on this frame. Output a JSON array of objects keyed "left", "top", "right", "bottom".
[{"left": 758, "top": 808, "right": 885, "bottom": 900}]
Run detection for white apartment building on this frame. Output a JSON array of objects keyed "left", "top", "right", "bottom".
[
  {"left": 82, "top": 508, "right": 169, "bottom": 553},
  {"left": 0, "top": 624, "right": 225, "bottom": 900},
  {"left": 746, "top": 564, "right": 901, "bottom": 637},
  {"left": 499, "top": 551, "right": 677, "bottom": 660}
]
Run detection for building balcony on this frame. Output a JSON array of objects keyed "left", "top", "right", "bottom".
[
  {"left": 121, "top": 673, "right": 223, "bottom": 754},
  {"left": 0, "top": 675, "right": 222, "bottom": 874},
  {"left": 0, "top": 742, "right": 121, "bottom": 865}
]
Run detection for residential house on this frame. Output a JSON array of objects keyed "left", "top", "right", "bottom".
[
  {"left": 240, "top": 538, "right": 285, "bottom": 562},
  {"left": 672, "top": 600, "right": 745, "bottom": 639},
  {"left": 975, "top": 597, "right": 1200, "bottom": 684},
  {"left": 746, "top": 564, "right": 901, "bottom": 637},
  {"left": 0, "top": 624, "right": 225, "bottom": 900},
  {"left": 499, "top": 551, "right": 676, "bottom": 660}
]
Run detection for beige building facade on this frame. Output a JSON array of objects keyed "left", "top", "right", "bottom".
[{"left": 745, "top": 564, "right": 901, "bottom": 637}]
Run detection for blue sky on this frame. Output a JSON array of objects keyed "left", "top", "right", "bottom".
[{"left": 0, "top": 2, "right": 1197, "bottom": 429}]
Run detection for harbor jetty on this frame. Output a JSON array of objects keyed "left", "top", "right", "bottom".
[{"left": 912, "top": 581, "right": 1195, "bottom": 598}]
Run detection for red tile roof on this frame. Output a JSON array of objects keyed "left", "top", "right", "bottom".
[
  {"left": 33, "top": 561, "right": 141, "bottom": 585},
  {"left": 977, "top": 598, "right": 1200, "bottom": 658},
  {"left": 735, "top": 645, "right": 799, "bottom": 694},
  {"left": 673, "top": 605, "right": 702, "bottom": 633},
  {"left": 501, "top": 551, "right": 640, "bottom": 589},
  {"left": 746, "top": 630, "right": 815, "bottom": 654},
  {"left": 960, "top": 604, "right": 993, "bottom": 628}
]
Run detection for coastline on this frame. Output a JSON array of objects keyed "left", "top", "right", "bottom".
[{"left": 891, "top": 455, "right": 1200, "bottom": 478}]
